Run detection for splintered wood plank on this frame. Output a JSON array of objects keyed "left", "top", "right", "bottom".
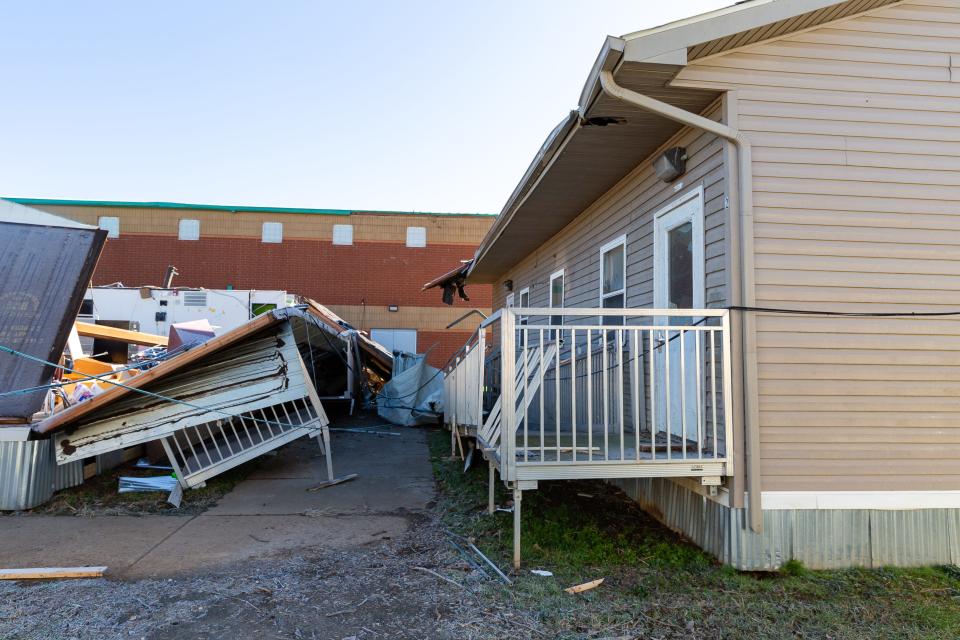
[
  {"left": 564, "top": 578, "right": 604, "bottom": 594},
  {"left": 0, "top": 566, "right": 107, "bottom": 580},
  {"left": 74, "top": 321, "right": 168, "bottom": 346}
]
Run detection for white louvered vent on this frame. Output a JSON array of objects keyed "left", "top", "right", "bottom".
[{"left": 183, "top": 291, "right": 207, "bottom": 307}]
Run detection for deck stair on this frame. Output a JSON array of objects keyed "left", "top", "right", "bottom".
[{"left": 443, "top": 307, "right": 734, "bottom": 568}]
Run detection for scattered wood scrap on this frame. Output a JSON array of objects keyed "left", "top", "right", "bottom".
[
  {"left": 0, "top": 566, "right": 107, "bottom": 580},
  {"left": 306, "top": 473, "right": 358, "bottom": 491},
  {"left": 564, "top": 577, "right": 604, "bottom": 594}
]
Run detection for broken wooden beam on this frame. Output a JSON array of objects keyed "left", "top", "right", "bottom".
[
  {"left": 0, "top": 566, "right": 107, "bottom": 580},
  {"left": 306, "top": 473, "right": 358, "bottom": 492},
  {"left": 74, "top": 321, "right": 168, "bottom": 347}
]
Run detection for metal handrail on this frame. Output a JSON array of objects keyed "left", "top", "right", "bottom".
[{"left": 443, "top": 307, "right": 735, "bottom": 486}]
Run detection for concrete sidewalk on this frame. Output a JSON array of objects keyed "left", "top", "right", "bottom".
[{"left": 0, "top": 423, "right": 435, "bottom": 578}]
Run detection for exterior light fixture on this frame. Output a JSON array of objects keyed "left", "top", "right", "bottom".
[{"left": 654, "top": 147, "right": 687, "bottom": 182}]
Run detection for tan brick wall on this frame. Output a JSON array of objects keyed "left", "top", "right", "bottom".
[{"left": 35, "top": 204, "right": 493, "bottom": 245}]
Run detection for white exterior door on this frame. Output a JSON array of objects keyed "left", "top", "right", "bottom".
[
  {"left": 371, "top": 328, "right": 418, "bottom": 355},
  {"left": 652, "top": 188, "right": 705, "bottom": 442}
]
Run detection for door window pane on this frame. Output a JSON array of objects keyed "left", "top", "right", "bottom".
[
  {"left": 602, "top": 244, "right": 624, "bottom": 295},
  {"left": 667, "top": 222, "right": 693, "bottom": 309},
  {"left": 550, "top": 276, "right": 563, "bottom": 307},
  {"left": 550, "top": 273, "right": 563, "bottom": 331}
]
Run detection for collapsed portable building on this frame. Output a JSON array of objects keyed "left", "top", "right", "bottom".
[
  {"left": 34, "top": 309, "right": 336, "bottom": 489},
  {"left": 0, "top": 200, "right": 395, "bottom": 507}
]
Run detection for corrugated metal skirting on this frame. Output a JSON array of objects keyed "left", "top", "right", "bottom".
[
  {"left": 0, "top": 439, "right": 83, "bottom": 510},
  {"left": 614, "top": 478, "right": 960, "bottom": 571}
]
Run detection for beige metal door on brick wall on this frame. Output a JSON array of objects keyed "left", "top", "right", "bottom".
[{"left": 371, "top": 328, "right": 418, "bottom": 355}]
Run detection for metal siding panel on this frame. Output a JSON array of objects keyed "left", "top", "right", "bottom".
[
  {"left": 619, "top": 479, "right": 960, "bottom": 570},
  {"left": 53, "top": 458, "right": 84, "bottom": 491},
  {"left": 0, "top": 440, "right": 54, "bottom": 510},
  {"left": 870, "top": 509, "right": 954, "bottom": 567},
  {"left": 792, "top": 509, "right": 871, "bottom": 569},
  {"left": 0, "top": 222, "right": 106, "bottom": 418}
]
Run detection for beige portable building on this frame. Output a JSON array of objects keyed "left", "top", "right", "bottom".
[{"left": 442, "top": 0, "right": 960, "bottom": 569}]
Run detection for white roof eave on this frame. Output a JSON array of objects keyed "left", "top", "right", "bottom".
[
  {"left": 621, "top": 0, "right": 849, "bottom": 64},
  {"left": 0, "top": 199, "right": 97, "bottom": 230}
]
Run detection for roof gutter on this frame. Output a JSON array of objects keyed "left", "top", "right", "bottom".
[{"left": 599, "top": 70, "right": 763, "bottom": 533}]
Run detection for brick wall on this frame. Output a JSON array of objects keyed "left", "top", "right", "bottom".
[
  {"left": 91, "top": 234, "right": 488, "bottom": 367},
  {"left": 92, "top": 235, "right": 490, "bottom": 308},
  {"left": 26, "top": 201, "right": 495, "bottom": 368}
]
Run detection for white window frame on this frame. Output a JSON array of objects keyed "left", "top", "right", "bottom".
[
  {"left": 518, "top": 287, "right": 530, "bottom": 324},
  {"left": 599, "top": 234, "right": 627, "bottom": 309},
  {"left": 98, "top": 216, "right": 120, "bottom": 238},
  {"left": 653, "top": 186, "right": 705, "bottom": 311},
  {"left": 406, "top": 226, "right": 427, "bottom": 248},
  {"left": 261, "top": 222, "right": 283, "bottom": 244},
  {"left": 178, "top": 218, "right": 200, "bottom": 241},
  {"left": 549, "top": 267, "right": 564, "bottom": 317},
  {"left": 549, "top": 269, "right": 564, "bottom": 311},
  {"left": 549, "top": 269, "right": 565, "bottom": 341},
  {"left": 332, "top": 224, "right": 353, "bottom": 246},
  {"left": 517, "top": 287, "right": 530, "bottom": 348}
]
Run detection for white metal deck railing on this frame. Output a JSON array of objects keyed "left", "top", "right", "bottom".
[{"left": 444, "top": 307, "right": 735, "bottom": 484}]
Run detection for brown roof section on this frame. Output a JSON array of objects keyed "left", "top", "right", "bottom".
[
  {"left": 422, "top": 262, "right": 470, "bottom": 292},
  {"left": 34, "top": 311, "right": 284, "bottom": 435}
]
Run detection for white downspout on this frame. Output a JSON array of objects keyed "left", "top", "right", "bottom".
[{"left": 599, "top": 70, "right": 763, "bottom": 533}]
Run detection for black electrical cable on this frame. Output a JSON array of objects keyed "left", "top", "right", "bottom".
[{"left": 728, "top": 305, "right": 960, "bottom": 318}]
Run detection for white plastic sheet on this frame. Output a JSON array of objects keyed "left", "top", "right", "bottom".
[{"left": 377, "top": 353, "right": 443, "bottom": 426}]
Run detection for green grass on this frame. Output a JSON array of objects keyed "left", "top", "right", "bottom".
[{"left": 428, "top": 428, "right": 960, "bottom": 639}]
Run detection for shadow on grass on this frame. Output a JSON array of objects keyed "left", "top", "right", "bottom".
[{"left": 427, "top": 428, "right": 960, "bottom": 640}]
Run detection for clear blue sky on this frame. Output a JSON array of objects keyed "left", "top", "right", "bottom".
[{"left": 1, "top": 1, "right": 729, "bottom": 213}]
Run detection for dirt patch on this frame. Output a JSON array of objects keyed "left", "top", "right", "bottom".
[{"left": 0, "top": 514, "right": 528, "bottom": 640}]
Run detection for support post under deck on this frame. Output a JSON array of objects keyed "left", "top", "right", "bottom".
[
  {"left": 319, "top": 426, "right": 334, "bottom": 482},
  {"left": 513, "top": 486, "right": 522, "bottom": 570},
  {"left": 488, "top": 461, "right": 495, "bottom": 514}
]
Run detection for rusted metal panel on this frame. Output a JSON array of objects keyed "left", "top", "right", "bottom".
[{"left": 0, "top": 216, "right": 106, "bottom": 419}]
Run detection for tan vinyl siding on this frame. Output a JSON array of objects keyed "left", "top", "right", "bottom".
[
  {"left": 677, "top": 0, "right": 960, "bottom": 492},
  {"left": 492, "top": 103, "right": 727, "bottom": 314}
]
